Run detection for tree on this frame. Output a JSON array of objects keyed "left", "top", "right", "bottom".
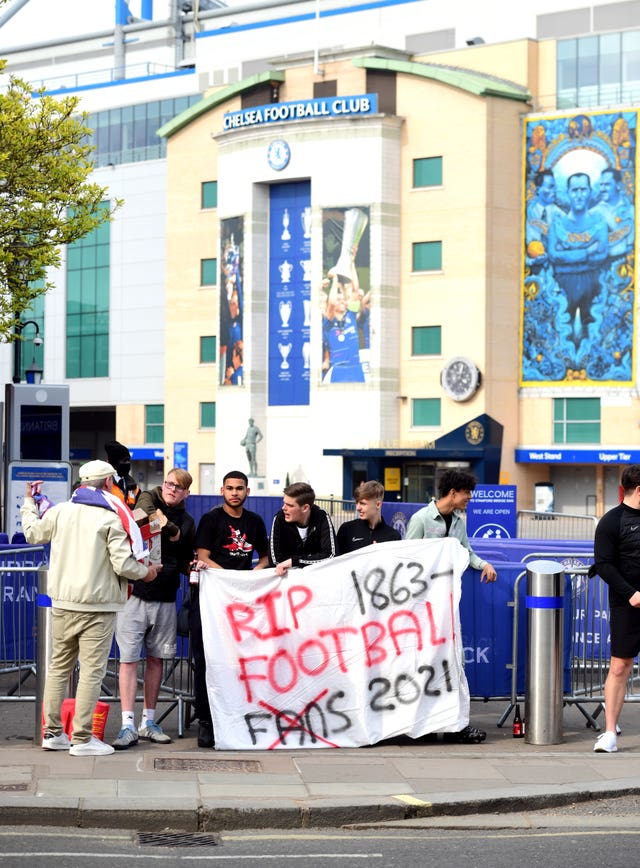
[{"left": 0, "top": 61, "right": 119, "bottom": 341}]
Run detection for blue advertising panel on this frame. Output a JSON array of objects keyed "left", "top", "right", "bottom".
[
  {"left": 321, "top": 206, "right": 371, "bottom": 383},
  {"left": 268, "top": 180, "right": 311, "bottom": 406},
  {"left": 173, "top": 442, "right": 188, "bottom": 470},
  {"left": 466, "top": 484, "right": 517, "bottom": 539},
  {"left": 219, "top": 216, "right": 244, "bottom": 386}
]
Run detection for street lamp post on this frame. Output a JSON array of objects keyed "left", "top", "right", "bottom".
[{"left": 13, "top": 319, "right": 43, "bottom": 384}]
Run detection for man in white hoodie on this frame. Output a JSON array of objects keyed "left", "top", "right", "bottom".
[{"left": 21, "top": 459, "right": 160, "bottom": 757}]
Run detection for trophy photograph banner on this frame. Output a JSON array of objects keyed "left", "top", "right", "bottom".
[
  {"left": 199, "top": 538, "right": 470, "bottom": 750},
  {"left": 321, "top": 206, "right": 371, "bottom": 384},
  {"left": 219, "top": 216, "right": 244, "bottom": 386},
  {"left": 268, "top": 181, "right": 312, "bottom": 406},
  {"left": 521, "top": 109, "right": 636, "bottom": 385}
]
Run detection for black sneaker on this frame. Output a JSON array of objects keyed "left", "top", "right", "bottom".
[{"left": 197, "top": 720, "right": 214, "bottom": 748}]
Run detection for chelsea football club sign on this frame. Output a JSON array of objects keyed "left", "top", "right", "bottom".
[{"left": 223, "top": 94, "right": 377, "bottom": 131}]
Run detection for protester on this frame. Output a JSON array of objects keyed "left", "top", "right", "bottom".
[
  {"left": 336, "top": 480, "right": 401, "bottom": 553},
  {"left": 112, "top": 469, "right": 196, "bottom": 750},
  {"left": 406, "top": 468, "right": 496, "bottom": 744},
  {"left": 591, "top": 464, "right": 640, "bottom": 753},
  {"left": 21, "top": 460, "right": 159, "bottom": 757},
  {"left": 269, "top": 482, "right": 336, "bottom": 576},
  {"left": 190, "top": 470, "right": 268, "bottom": 748},
  {"left": 105, "top": 440, "right": 140, "bottom": 508}
]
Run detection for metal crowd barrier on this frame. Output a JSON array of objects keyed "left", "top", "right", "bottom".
[
  {"left": 0, "top": 547, "right": 48, "bottom": 698},
  {"left": 517, "top": 510, "right": 598, "bottom": 541},
  {"left": 499, "top": 562, "right": 640, "bottom": 731},
  {"left": 1, "top": 555, "right": 195, "bottom": 737}
]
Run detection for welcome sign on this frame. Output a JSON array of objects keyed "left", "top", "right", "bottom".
[{"left": 200, "top": 538, "right": 470, "bottom": 749}]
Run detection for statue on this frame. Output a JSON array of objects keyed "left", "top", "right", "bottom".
[{"left": 240, "top": 418, "right": 263, "bottom": 477}]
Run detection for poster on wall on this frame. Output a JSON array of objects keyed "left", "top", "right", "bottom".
[
  {"left": 219, "top": 216, "right": 244, "bottom": 386},
  {"left": 521, "top": 110, "right": 636, "bottom": 385},
  {"left": 268, "top": 181, "right": 311, "bottom": 406},
  {"left": 321, "top": 206, "right": 371, "bottom": 384}
]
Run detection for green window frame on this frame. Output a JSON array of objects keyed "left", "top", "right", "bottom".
[
  {"left": 412, "top": 241, "right": 442, "bottom": 272},
  {"left": 66, "top": 202, "right": 110, "bottom": 379},
  {"left": 553, "top": 398, "right": 600, "bottom": 444},
  {"left": 201, "top": 181, "right": 218, "bottom": 209},
  {"left": 200, "top": 401, "right": 216, "bottom": 429},
  {"left": 412, "top": 326, "right": 441, "bottom": 356},
  {"left": 200, "top": 336, "right": 217, "bottom": 363},
  {"left": 412, "top": 398, "right": 441, "bottom": 427},
  {"left": 145, "top": 404, "right": 164, "bottom": 444},
  {"left": 413, "top": 157, "right": 443, "bottom": 188},
  {"left": 201, "top": 258, "right": 217, "bottom": 286}
]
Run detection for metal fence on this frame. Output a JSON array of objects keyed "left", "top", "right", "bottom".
[
  {"left": 0, "top": 555, "right": 195, "bottom": 736},
  {"left": 517, "top": 510, "right": 598, "bottom": 540},
  {"left": 500, "top": 562, "right": 640, "bottom": 731}
]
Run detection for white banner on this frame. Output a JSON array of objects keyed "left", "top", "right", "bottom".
[{"left": 200, "top": 537, "right": 470, "bottom": 749}]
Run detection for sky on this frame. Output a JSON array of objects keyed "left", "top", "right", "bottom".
[{"left": 0, "top": 0, "right": 171, "bottom": 49}]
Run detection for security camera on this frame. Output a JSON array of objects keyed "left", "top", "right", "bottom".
[{"left": 32, "top": 336, "right": 43, "bottom": 347}]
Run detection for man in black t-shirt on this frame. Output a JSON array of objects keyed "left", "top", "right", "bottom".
[
  {"left": 592, "top": 464, "right": 640, "bottom": 753},
  {"left": 336, "top": 480, "right": 401, "bottom": 554},
  {"left": 190, "top": 470, "right": 268, "bottom": 748}
]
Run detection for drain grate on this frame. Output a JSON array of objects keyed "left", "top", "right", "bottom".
[
  {"left": 137, "top": 832, "right": 220, "bottom": 848},
  {"left": 0, "top": 784, "right": 29, "bottom": 792},
  {"left": 154, "top": 757, "right": 262, "bottom": 772}
]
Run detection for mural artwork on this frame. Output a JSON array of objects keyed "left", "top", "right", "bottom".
[
  {"left": 219, "top": 216, "right": 244, "bottom": 386},
  {"left": 521, "top": 110, "right": 636, "bottom": 385},
  {"left": 321, "top": 206, "right": 371, "bottom": 384}
]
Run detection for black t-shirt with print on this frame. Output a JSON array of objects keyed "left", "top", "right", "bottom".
[{"left": 194, "top": 505, "right": 268, "bottom": 570}]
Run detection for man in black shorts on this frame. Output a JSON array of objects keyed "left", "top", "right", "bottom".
[
  {"left": 592, "top": 464, "right": 640, "bottom": 753},
  {"left": 190, "top": 470, "right": 268, "bottom": 747}
]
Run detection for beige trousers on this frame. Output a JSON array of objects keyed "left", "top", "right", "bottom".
[{"left": 43, "top": 608, "right": 116, "bottom": 744}]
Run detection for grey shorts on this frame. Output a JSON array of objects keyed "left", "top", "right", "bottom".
[{"left": 115, "top": 595, "right": 177, "bottom": 662}]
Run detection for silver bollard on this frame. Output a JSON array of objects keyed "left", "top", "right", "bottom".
[
  {"left": 34, "top": 567, "right": 51, "bottom": 745},
  {"left": 525, "top": 559, "right": 564, "bottom": 745}
]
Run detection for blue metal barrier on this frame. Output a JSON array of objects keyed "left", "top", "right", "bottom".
[{"left": 0, "top": 545, "right": 48, "bottom": 664}]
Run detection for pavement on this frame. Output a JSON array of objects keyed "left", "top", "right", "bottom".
[{"left": 2, "top": 697, "right": 640, "bottom": 833}]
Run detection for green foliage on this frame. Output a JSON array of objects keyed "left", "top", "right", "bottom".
[{"left": 0, "top": 72, "right": 120, "bottom": 341}]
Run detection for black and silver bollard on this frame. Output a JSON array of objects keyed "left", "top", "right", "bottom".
[
  {"left": 525, "top": 559, "right": 564, "bottom": 745},
  {"left": 34, "top": 567, "right": 51, "bottom": 745}
]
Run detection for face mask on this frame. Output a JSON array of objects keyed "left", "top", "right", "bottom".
[{"left": 117, "top": 461, "right": 131, "bottom": 477}]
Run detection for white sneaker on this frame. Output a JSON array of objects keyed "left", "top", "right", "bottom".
[
  {"left": 69, "top": 736, "right": 115, "bottom": 756},
  {"left": 593, "top": 730, "right": 618, "bottom": 753},
  {"left": 42, "top": 731, "right": 70, "bottom": 751}
]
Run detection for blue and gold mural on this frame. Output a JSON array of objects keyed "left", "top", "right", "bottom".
[{"left": 521, "top": 110, "right": 636, "bottom": 385}]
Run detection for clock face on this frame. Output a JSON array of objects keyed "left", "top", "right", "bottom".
[
  {"left": 441, "top": 356, "right": 480, "bottom": 401},
  {"left": 267, "top": 139, "right": 290, "bottom": 171}
]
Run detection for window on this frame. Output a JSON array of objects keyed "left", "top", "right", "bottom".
[
  {"left": 557, "top": 30, "right": 640, "bottom": 108},
  {"left": 201, "top": 258, "right": 217, "bottom": 286},
  {"left": 66, "top": 202, "right": 110, "bottom": 378},
  {"left": 413, "top": 157, "right": 442, "bottom": 188},
  {"left": 201, "top": 181, "right": 218, "bottom": 209},
  {"left": 85, "top": 94, "right": 201, "bottom": 168},
  {"left": 200, "top": 336, "right": 217, "bottom": 363},
  {"left": 553, "top": 398, "right": 600, "bottom": 444},
  {"left": 412, "top": 398, "right": 441, "bottom": 427},
  {"left": 145, "top": 404, "right": 164, "bottom": 444},
  {"left": 412, "top": 241, "right": 442, "bottom": 272},
  {"left": 200, "top": 401, "right": 216, "bottom": 429},
  {"left": 412, "top": 326, "right": 441, "bottom": 356}
]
